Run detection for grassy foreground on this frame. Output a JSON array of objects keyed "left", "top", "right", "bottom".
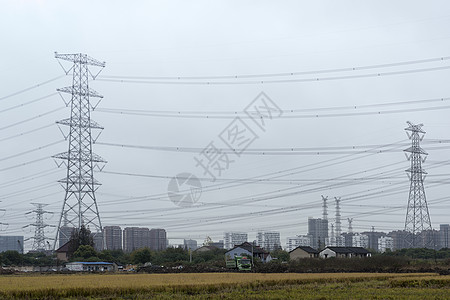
[{"left": 0, "top": 272, "right": 449, "bottom": 299}]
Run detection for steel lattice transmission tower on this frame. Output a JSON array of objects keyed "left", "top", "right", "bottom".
[
  {"left": 403, "top": 121, "right": 433, "bottom": 248},
  {"left": 53, "top": 52, "right": 106, "bottom": 250},
  {"left": 24, "top": 203, "right": 54, "bottom": 251}
]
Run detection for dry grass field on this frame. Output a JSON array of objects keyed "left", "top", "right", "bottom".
[{"left": 0, "top": 272, "right": 448, "bottom": 299}]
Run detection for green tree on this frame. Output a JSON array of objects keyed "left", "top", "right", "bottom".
[
  {"left": 68, "top": 225, "right": 94, "bottom": 256},
  {"left": 1, "top": 251, "right": 22, "bottom": 266},
  {"left": 131, "top": 248, "right": 152, "bottom": 265},
  {"left": 72, "top": 245, "right": 98, "bottom": 260},
  {"left": 270, "top": 249, "right": 290, "bottom": 262}
]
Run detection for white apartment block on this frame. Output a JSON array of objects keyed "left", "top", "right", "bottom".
[
  {"left": 224, "top": 232, "right": 248, "bottom": 250},
  {"left": 352, "top": 234, "right": 369, "bottom": 248},
  {"left": 378, "top": 236, "right": 394, "bottom": 253},
  {"left": 286, "top": 235, "right": 312, "bottom": 252},
  {"left": 256, "top": 231, "right": 281, "bottom": 251}
]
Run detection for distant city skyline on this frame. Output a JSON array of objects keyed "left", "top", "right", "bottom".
[{"left": 1, "top": 1, "right": 450, "bottom": 251}]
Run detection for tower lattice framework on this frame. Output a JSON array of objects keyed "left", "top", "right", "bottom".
[
  {"left": 53, "top": 52, "right": 106, "bottom": 250},
  {"left": 403, "top": 121, "right": 433, "bottom": 248},
  {"left": 24, "top": 203, "right": 54, "bottom": 251}
]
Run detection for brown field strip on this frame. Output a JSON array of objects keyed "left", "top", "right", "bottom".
[{"left": 0, "top": 272, "right": 439, "bottom": 291}]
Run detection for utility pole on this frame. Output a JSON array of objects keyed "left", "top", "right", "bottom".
[
  {"left": 53, "top": 52, "right": 106, "bottom": 250},
  {"left": 23, "top": 203, "right": 54, "bottom": 252},
  {"left": 403, "top": 121, "right": 433, "bottom": 248}
]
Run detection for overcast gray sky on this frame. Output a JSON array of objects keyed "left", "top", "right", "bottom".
[{"left": 1, "top": 0, "right": 450, "bottom": 250}]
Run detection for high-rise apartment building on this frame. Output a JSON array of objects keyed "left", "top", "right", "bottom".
[
  {"left": 149, "top": 228, "right": 167, "bottom": 251},
  {"left": 378, "top": 236, "right": 394, "bottom": 253},
  {"left": 352, "top": 234, "right": 369, "bottom": 248},
  {"left": 183, "top": 239, "right": 198, "bottom": 251},
  {"left": 256, "top": 231, "right": 281, "bottom": 251},
  {"left": 58, "top": 226, "right": 75, "bottom": 248},
  {"left": 224, "top": 232, "right": 247, "bottom": 249},
  {"left": 0, "top": 236, "right": 24, "bottom": 253},
  {"left": 440, "top": 224, "right": 449, "bottom": 249},
  {"left": 286, "top": 235, "right": 312, "bottom": 252},
  {"left": 308, "top": 217, "right": 328, "bottom": 250},
  {"left": 104, "top": 226, "right": 122, "bottom": 250},
  {"left": 123, "top": 227, "right": 150, "bottom": 252}
]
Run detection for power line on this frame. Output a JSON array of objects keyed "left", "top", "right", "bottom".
[
  {"left": 0, "top": 75, "right": 65, "bottom": 102},
  {"left": 0, "top": 157, "right": 50, "bottom": 172},
  {"left": 97, "top": 102, "right": 450, "bottom": 119},
  {"left": 97, "top": 96, "right": 450, "bottom": 116},
  {"left": 0, "top": 93, "right": 58, "bottom": 114},
  {"left": 0, "top": 107, "right": 65, "bottom": 131},
  {"left": 0, "top": 123, "right": 54, "bottom": 142},
  {"left": 99, "top": 55, "right": 450, "bottom": 80},
  {"left": 98, "top": 65, "right": 450, "bottom": 85},
  {"left": 0, "top": 140, "right": 65, "bottom": 163},
  {"left": 96, "top": 140, "right": 450, "bottom": 155}
]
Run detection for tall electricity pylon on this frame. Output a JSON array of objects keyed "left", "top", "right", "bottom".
[
  {"left": 321, "top": 195, "right": 328, "bottom": 220},
  {"left": 53, "top": 52, "right": 106, "bottom": 250},
  {"left": 24, "top": 203, "right": 54, "bottom": 251},
  {"left": 403, "top": 121, "right": 433, "bottom": 248}
]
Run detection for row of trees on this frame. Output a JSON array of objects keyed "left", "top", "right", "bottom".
[{"left": 1, "top": 224, "right": 449, "bottom": 267}]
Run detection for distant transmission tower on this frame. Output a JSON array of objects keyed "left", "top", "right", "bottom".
[
  {"left": 53, "top": 52, "right": 106, "bottom": 250},
  {"left": 335, "top": 197, "right": 343, "bottom": 246},
  {"left": 321, "top": 195, "right": 328, "bottom": 220},
  {"left": 335, "top": 197, "right": 341, "bottom": 237},
  {"left": 403, "top": 121, "right": 433, "bottom": 248},
  {"left": 347, "top": 218, "right": 353, "bottom": 234},
  {"left": 24, "top": 203, "right": 54, "bottom": 251}
]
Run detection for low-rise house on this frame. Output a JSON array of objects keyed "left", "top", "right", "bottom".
[
  {"left": 319, "top": 246, "right": 371, "bottom": 258},
  {"left": 194, "top": 245, "right": 218, "bottom": 252},
  {"left": 289, "top": 246, "right": 319, "bottom": 260},
  {"left": 225, "top": 242, "right": 272, "bottom": 263},
  {"left": 65, "top": 262, "right": 116, "bottom": 272},
  {"left": 55, "top": 240, "right": 73, "bottom": 262}
]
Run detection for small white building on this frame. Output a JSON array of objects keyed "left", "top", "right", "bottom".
[
  {"left": 66, "top": 262, "right": 115, "bottom": 272},
  {"left": 319, "top": 247, "right": 371, "bottom": 258},
  {"left": 378, "top": 236, "right": 394, "bottom": 253}
]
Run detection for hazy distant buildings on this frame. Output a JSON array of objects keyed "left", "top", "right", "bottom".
[
  {"left": 286, "top": 235, "right": 312, "bottom": 252},
  {"left": 149, "top": 228, "right": 167, "bottom": 251},
  {"left": 352, "top": 234, "right": 369, "bottom": 248},
  {"left": 210, "top": 240, "right": 224, "bottom": 249},
  {"left": 387, "top": 230, "right": 409, "bottom": 250},
  {"left": 378, "top": 236, "right": 394, "bottom": 253},
  {"left": 0, "top": 236, "right": 24, "bottom": 253},
  {"left": 183, "top": 239, "right": 198, "bottom": 251},
  {"left": 92, "top": 231, "right": 104, "bottom": 251},
  {"left": 224, "top": 232, "right": 247, "bottom": 250},
  {"left": 341, "top": 232, "right": 354, "bottom": 247},
  {"left": 361, "top": 230, "right": 385, "bottom": 251},
  {"left": 123, "top": 227, "right": 150, "bottom": 252},
  {"left": 104, "top": 226, "right": 122, "bottom": 250},
  {"left": 308, "top": 218, "right": 328, "bottom": 250},
  {"left": 440, "top": 224, "right": 449, "bottom": 249},
  {"left": 256, "top": 231, "right": 281, "bottom": 251},
  {"left": 58, "top": 226, "right": 75, "bottom": 248}
]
